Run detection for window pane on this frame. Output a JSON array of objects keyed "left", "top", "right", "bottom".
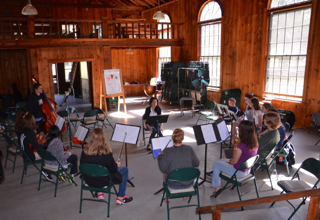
[
  {"left": 270, "top": 0, "right": 310, "bottom": 9},
  {"left": 200, "top": 1, "right": 222, "bottom": 21}
]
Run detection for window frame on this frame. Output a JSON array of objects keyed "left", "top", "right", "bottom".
[
  {"left": 197, "top": 0, "right": 223, "bottom": 90},
  {"left": 263, "top": 0, "right": 313, "bottom": 102}
]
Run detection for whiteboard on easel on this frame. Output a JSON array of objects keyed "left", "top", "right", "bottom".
[{"left": 104, "top": 69, "right": 122, "bottom": 95}]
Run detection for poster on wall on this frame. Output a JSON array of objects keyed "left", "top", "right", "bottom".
[{"left": 104, "top": 69, "right": 122, "bottom": 95}]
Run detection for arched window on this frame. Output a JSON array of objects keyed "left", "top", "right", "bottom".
[
  {"left": 158, "top": 14, "right": 171, "bottom": 80},
  {"left": 198, "top": 1, "right": 222, "bottom": 88},
  {"left": 265, "top": 0, "right": 312, "bottom": 101}
]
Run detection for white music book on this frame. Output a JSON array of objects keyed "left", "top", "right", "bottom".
[
  {"left": 217, "top": 120, "right": 229, "bottom": 141},
  {"left": 74, "top": 126, "right": 89, "bottom": 141},
  {"left": 201, "top": 124, "right": 217, "bottom": 143},
  {"left": 151, "top": 136, "right": 173, "bottom": 158},
  {"left": 55, "top": 116, "right": 65, "bottom": 131},
  {"left": 111, "top": 123, "right": 141, "bottom": 145}
]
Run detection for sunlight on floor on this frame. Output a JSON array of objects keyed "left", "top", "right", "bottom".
[{"left": 109, "top": 111, "right": 135, "bottom": 119}]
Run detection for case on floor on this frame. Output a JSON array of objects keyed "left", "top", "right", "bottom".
[{"left": 278, "top": 109, "right": 295, "bottom": 130}]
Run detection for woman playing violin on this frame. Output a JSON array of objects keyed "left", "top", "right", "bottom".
[
  {"left": 19, "top": 114, "right": 52, "bottom": 181},
  {"left": 43, "top": 125, "right": 78, "bottom": 183},
  {"left": 210, "top": 121, "right": 258, "bottom": 197}
]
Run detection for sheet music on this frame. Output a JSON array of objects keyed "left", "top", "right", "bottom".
[
  {"left": 55, "top": 116, "right": 65, "bottom": 131},
  {"left": 217, "top": 120, "right": 230, "bottom": 141},
  {"left": 111, "top": 124, "right": 140, "bottom": 145},
  {"left": 74, "top": 126, "right": 89, "bottom": 141},
  {"left": 201, "top": 124, "right": 217, "bottom": 144},
  {"left": 151, "top": 136, "right": 172, "bottom": 158}
]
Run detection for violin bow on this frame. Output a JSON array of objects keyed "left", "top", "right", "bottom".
[
  {"left": 117, "top": 132, "right": 127, "bottom": 162},
  {"left": 160, "top": 139, "right": 172, "bottom": 154}
]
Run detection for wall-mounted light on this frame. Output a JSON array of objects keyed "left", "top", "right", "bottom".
[
  {"left": 21, "top": 0, "right": 38, "bottom": 16},
  {"left": 153, "top": 0, "right": 165, "bottom": 20},
  {"left": 126, "top": 47, "right": 133, "bottom": 55}
]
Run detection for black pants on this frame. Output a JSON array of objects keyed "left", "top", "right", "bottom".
[{"left": 67, "top": 154, "right": 78, "bottom": 174}]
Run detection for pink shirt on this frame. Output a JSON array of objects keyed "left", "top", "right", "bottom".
[{"left": 233, "top": 142, "right": 258, "bottom": 171}]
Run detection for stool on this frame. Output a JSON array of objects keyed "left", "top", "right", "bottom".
[{"left": 180, "top": 97, "right": 196, "bottom": 117}]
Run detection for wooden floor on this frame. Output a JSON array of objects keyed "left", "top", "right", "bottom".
[{"left": 0, "top": 96, "right": 318, "bottom": 220}]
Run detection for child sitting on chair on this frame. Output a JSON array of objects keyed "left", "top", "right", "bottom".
[{"left": 218, "top": 98, "right": 239, "bottom": 122}]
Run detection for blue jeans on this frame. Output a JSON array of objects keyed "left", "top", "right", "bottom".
[
  {"left": 211, "top": 158, "right": 250, "bottom": 188},
  {"left": 118, "top": 167, "right": 128, "bottom": 197},
  {"left": 148, "top": 125, "right": 163, "bottom": 144}
]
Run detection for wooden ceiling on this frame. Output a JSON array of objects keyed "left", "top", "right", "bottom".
[{"left": 2, "top": 0, "right": 175, "bottom": 11}]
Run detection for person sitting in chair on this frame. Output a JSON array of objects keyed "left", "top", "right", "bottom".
[
  {"left": 210, "top": 121, "right": 258, "bottom": 197},
  {"left": 80, "top": 128, "right": 133, "bottom": 204},
  {"left": 257, "top": 112, "right": 281, "bottom": 158},
  {"left": 43, "top": 125, "right": 78, "bottom": 183},
  {"left": 218, "top": 98, "right": 239, "bottom": 122},
  {"left": 143, "top": 97, "right": 163, "bottom": 150},
  {"left": 158, "top": 128, "right": 199, "bottom": 191}
]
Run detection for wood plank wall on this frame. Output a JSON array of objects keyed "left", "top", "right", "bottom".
[
  {"left": 0, "top": 50, "right": 31, "bottom": 104},
  {"left": 142, "top": 0, "right": 320, "bottom": 128}
]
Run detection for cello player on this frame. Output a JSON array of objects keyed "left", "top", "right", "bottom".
[{"left": 27, "top": 83, "right": 44, "bottom": 134}]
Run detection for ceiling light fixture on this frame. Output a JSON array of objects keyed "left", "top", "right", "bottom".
[
  {"left": 126, "top": 47, "right": 133, "bottom": 55},
  {"left": 22, "top": 0, "right": 38, "bottom": 16},
  {"left": 153, "top": 0, "right": 165, "bottom": 20}
]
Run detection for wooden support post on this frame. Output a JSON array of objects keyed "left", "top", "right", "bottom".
[{"left": 27, "top": 16, "right": 35, "bottom": 39}]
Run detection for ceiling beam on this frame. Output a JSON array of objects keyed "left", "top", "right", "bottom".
[
  {"left": 0, "top": 38, "right": 184, "bottom": 49},
  {"left": 3, "top": 0, "right": 147, "bottom": 11}
]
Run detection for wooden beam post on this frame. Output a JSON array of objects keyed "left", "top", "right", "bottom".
[
  {"left": 101, "top": 17, "right": 109, "bottom": 39},
  {"left": 27, "top": 16, "right": 35, "bottom": 39}
]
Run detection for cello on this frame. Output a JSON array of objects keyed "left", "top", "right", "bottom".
[
  {"left": 41, "top": 91, "right": 66, "bottom": 134},
  {"left": 32, "top": 75, "right": 66, "bottom": 134}
]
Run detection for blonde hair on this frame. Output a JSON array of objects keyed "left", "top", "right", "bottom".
[
  {"left": 84, "top": 128, "right": 112, "bottom": 155},
  {"left": 172, "top": 128, "right": 184, "bottom": 144}
]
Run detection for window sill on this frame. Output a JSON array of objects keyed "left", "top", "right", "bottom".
[
  {"left": 263, "top": 97, "right": 303, "bottom": 104},
  {"left": 207, "top": 87, "right": 220, "bottom": 92}
]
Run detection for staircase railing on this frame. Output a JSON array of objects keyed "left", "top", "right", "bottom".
[{"left": 196, "top": 189, "right": 320, "bottom": 220}]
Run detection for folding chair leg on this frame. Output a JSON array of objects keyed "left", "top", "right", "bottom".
[
  {"left": 107, "top": 188, "right": 111, "bottom": 218},
  {"left": 166, "top": 195, "right": 170, "bottom": 220},
  {"left": 270, "top": 190, "right": 284, "bottom": 207},
  {"left": 21, "top": 164, "right": 27, "bottom": 184},
  {"left": 160, "top": 190, "right": 166, "bottom": 206},
  {"left": 315, "top": 139, "right": 320, "bottom": 145},
  {"left": 54, "top": 176, "right": 59, "bottom": 197},
  {"left": 254, "top": 179, "right": 259, "bottom": 198},
  {"left": 266, "top": 168, "right": 273, "bottom": 190},
  {"left": 288, "top": 198, "right": 307, "bottom": 220},
  {"left": 79, "top": 188, "right": 83, "bottom": 213}
]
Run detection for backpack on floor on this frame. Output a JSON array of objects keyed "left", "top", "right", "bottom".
[{"left": 276, "top": 142, "right": 296, "bottom": 168}]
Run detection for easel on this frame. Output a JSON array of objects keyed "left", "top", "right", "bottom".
[
  {"left": 100, "top": 69, "right": 127, "bottom": 116},
  {"left": 111, "top": 123, "right": 141, "bottom": 187}
]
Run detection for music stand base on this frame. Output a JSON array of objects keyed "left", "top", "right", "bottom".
[
  {"left": 154, "top": 187, "right": 164, "bottom": 195},
  {"left": 128, "top": 177, "right": 135, "bottom": 187}
]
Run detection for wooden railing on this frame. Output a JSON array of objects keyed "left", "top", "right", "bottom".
[
  {"left": 102, "top": 19, "right": 182, "bottom": 39},
  {"left": 0, "top": 18, "right": 28, "bottom": 40},
  {"left": 33, "top": 18, "right": 101, "bottom": 39},
  {"left": 196, "top": 189, "right": 320, "bottom": 220},
  {"left": 0, "top": 17, "right": 182, "bottom": 40}
]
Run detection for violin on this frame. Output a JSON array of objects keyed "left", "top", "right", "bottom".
[
  {"left": 73, "top": 137, "right": 87, "bottom": 146},
  {"left": 29, "top": 133, "right": 46, "bottom": 152}
]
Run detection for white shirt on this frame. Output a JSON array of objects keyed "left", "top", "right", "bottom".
[{"left": 253, "top": 110, "right": 264, "bottom": 127}]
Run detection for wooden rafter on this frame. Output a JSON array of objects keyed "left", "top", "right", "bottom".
[
  {"left": 3, "top": 0, "right": 147, "bottom": 10},
  {"left": 143, "top": 0, "right": 156, "bottom": 7}
]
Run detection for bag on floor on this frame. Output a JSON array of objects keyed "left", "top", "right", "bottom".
[{"left": 276, "top": 142, "right": 296, "bottom": 167}]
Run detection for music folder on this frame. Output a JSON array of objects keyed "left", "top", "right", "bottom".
[
  {"left": 193, "top": 119, "right": 230, "bottom": 145},
  {"left": 151, "top": 136, "right": 173, "bottom": 159},
  {"left": 55, "top": 116, "right": 65, "bottom": 131},
  {"left": 111, "top": 123, "right": 141, "bottom": 145},
  {"left": 74, "top": 126, "right": 89, "bottom": 141}
]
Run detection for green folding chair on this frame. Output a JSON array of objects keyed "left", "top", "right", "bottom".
[
  {"left": 15, "top": 102, "right": 27, "bottom": 109},
  {"left": 19, "top": 144, "right": 42, "bottom": 184},
  {"left": 37, "top": 149, "right": 77, "bottom": 197},
  {"left": 79, "top": 164, "right": 118, "bottom": 218},
  {"left": 3, "top": 132, "right": 21, "bottom": 173},
  {"left": 81, "top": 110, "right": 98, "bottom": 129},
  {"left": 270, "top": 158, "right": 320, "bottom": 220},
  {"left": 254, "top": 144, "right": 278, "bottom": 190},
  {"left": 213, "top": 155, "right": 260, "bottom": 208},
  {"left": 142, "top": 117, "right": 151, "bottom": 146},
  {"left": 160, "top": 167, "right": 201, "bottom": 220},
  {"left": 93, "top": 107, "right": 114, "bottom": 130},
  {"left": 195, "top": 101, "right": 216, "bottom": 125},
  {"left": 66, "top": 107, "right": 83, "bottom": 131}
]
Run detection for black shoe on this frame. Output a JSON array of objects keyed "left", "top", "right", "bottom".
[{"left": 206, "top": 171, "right": 213, "bottom": 176}]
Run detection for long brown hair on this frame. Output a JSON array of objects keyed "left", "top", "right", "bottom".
[
  {"left": 83, "top": 128, "right": 112, "bottom": 155},
  {"left": 250, "top": 98, "right": 261, "bottom": 111},
  {"left": 239, "top": 121, "right": 258, "bottom": 150},
  {"left": 23, "top": 114, "right": 37, "bottom": 130},
  {"left": 15, "top": 107, "right": 28, "bottom": 132}
]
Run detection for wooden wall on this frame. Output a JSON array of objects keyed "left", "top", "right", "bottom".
[
  {"left": 143, "top": 0, "right": 320, "bottom": 128},
  {"left": 0, "top": 50, "right": 31, "bottom": 101}
]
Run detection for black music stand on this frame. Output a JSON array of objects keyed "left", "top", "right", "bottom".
[
  {"left": 193, "top": 119, "right": 230, "bottom": 186},
  {"left": 59, "top": 91, "right": 76, "bottom": 149},
  {"left": 111, "top": 123, "right": 141, "bottom": 187},
  {"left": 146, "top": 115, "right": 169, "bottom": 137}
]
